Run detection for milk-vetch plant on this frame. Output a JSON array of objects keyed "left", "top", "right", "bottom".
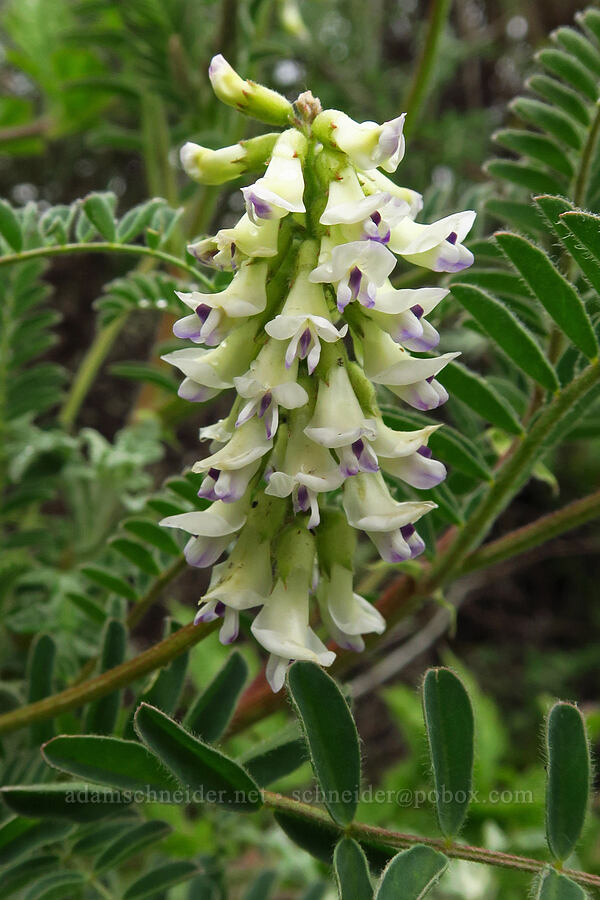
[
  {"left": 161, "top": 55, "right": 475, "bottom": 690},
  {"left": 2, "top": 3, "right": 600, "bottom": 898}
]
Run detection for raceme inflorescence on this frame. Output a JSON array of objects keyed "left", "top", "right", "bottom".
[{"left": 161, "top": 56, "right": 475, "bottom": 691}]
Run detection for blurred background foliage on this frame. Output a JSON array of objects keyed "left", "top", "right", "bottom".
[{"left": 1, "top": 0, "right": 600, "bottom": 897}]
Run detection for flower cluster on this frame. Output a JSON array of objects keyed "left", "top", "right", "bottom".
[{"left": 162, "top": 57, "right": 475, "bottom": 691}]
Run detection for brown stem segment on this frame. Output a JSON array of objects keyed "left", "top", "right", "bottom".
[
  {"left": 0, "top": 620, "right": 217, "bottom": 735},
  {"left": 263, "top": 791, "right": 600, "bottom": 888}
]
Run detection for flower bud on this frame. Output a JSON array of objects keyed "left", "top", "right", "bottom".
[
  {"left": 209, "top": 54, "right": 294, "bottom": 126},
  {"left": 180, "top": 132, "right": 279, "bottom": 185}
]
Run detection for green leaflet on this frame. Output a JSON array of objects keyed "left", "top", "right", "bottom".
[
  {"left": 136, "top": 618, "right": 189, "bottom": 716},
  {"left": 0, "top": 816, "right": 74, "bottom": 866},
  {"left": 80, "top": 564, "right": 138, "bottom": 601},
  {"left": 380, "top": 407, "right": 492, "bottom": 482},
  {"left": 242, "top": 870, "right": 277, "bottom": 900},
  {"left": 123, "top": 517, "right": 181, "bottom": 555},
  {"left": 83, "top": 618, "right": 127, "bottom": 734},
  {"left": 536, "top": 48, "right": 598, "bottom": 101},
  {"left": 535, "top": 196, "right": 600, "bottom": 296},
  {"left": 526, "top": 74, "right": 590, "bottom": 127},
  {"left": 2, "top": 856, "right": 61, "bottom": 898},
  {"left": 509, "top": 97, "right": 583, "bottom": 151},
  {"left": 42, "top": 734, "right": 178, "bottom": 793},
  {"left": 484, "top": 159, "right": 564, "bottom": 196},
  {"left": 134, "top": 703, "right": 262, "bottom": 811},
  {"left": 273, "top": 811, "right": 339, "bottom": 864},
  {"left": 0, "top": 199, "right": 23, "bottom": 251},
  {"left": 82, "top": 191, "right": 117, "bottom": 241},
  {"left": 184, "top": 650, "right": 249, "bottom": 742},
  {"left": 21, "top": 870, "right": 86, "bottom": 900},
  {"left": 0, "top": 783, "right": 132, "bottom": 822},
  {"left": 535, "top": 868, "right": 587, "bottom": 899},
  {"left": 422, "top": 668, "right": 474, "bottom": 838},
  {"left": 334, "top": 838, "right": 373, "bottom": 899},
  {"left": 110, "top": 537, "right": 160, "bottom": 575},
  {"left": 554, "top": 25, "right": 600, "bottom": 75},
  {"left": 287, "top": 661, "right": 361, "bottom": 826},
  {"left": 26, "top": 633, "right": 56, "bottom": 746},
  {"left": 561, "top": 212, "right": 600, "bottom": 286},
  {"left": 436, "top": 360, "right": 523, "bottom": 435},
  {"left": 375, "top": 845, "right": 449, "bottom": 899},
  {"left": 495, "top": 232, "right": 598, "bottom": 360},
  {"left": 545, "top": 702, "right": 590, "bottom": 861},
  {"left": 493, "top": 128, "right": 574, "bottom": 178},
  {"left": 116, "top": 198, "right": 165, "bottom": 243},
  {"left": 239, "top": 725, "right": 307, "bottom": 787},
  {"left": 110, "top": 361, "right": 179, "bottom": 395},
  {"left": 450, "top": 283, "right": 559, "bottom": 392},
  {"left": 94, "top": 820, "right": 171, "bottom": 873},
  {"left": 122, "top": 862, "right": 200, "bottom": 900},
  {"left": 485, "top": 198, "right": 544, "bottom": 237}
]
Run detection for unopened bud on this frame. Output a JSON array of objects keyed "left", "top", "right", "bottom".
[
  {"left": 180, "top": 133, "right": 279, "bottom": 185},
  {"left": 209, "top": 54, "right": 294, "bottom": 126}
]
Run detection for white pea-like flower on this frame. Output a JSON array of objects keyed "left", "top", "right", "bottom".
[
  {"left": 251, "top": 567, "right": 336, "bottom": 692},
  {"left": 162, "top": 58, "right": 476, "bottom": 687}
]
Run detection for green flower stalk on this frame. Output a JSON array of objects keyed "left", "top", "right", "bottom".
[{"left": 162, "top": 57, "right": 476, "bottom": 691}]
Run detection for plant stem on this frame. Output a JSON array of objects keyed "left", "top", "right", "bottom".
[
  {"left": 71, "top": 555, "right": 188, "bottom": 686},
  {"left": 262, "top": 791, "right": 600, "bottom": 889},
  {"left": 461, "top": 489, "right": 600, "bottom": 574},
  {"left": 126, "top": 555, "right": 188, "bottom": 629},
  {"left": 0, "top": 620, "right": 217, "bottom": 735},
  {"left": 421, "top": 359, "right": 600, "bottom": 590},
  {"left": 0, "top": 242, "right": 211, "bottom": 286},
  {"left": 0, "top": 116, "right": 51, "bottom": 144},
  {"left": 573, "top": 100, "right": 600, "bottom": 208},
  {"left": 402, "top": 0, "right": 453, "bottom": 137},
  {"left": 58, "top": 314, "right": 127, "bottom": 430}
]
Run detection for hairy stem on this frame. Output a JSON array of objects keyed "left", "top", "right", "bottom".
[
  {"left": 0, "top": 242, "right": 210, "bottom": 285},
  {"left": 461, "top": 488, "right": 600, "bottom": 574},
  {"left": 421, "top": 360, "right": 600, "bottom": 590},
  {"left": 402, "top": 0, "right": 453, "bottom": 136},
  {"left": 0, "top": 620, "right": 217, "bottom": 735},
  {"left": 58, "top": 314, "right": 127, "bottom": 430},
  {"left": 573, "top": 100, "right": 600, "bottom": 208},
  {"left": 263, "top": 791, "right": 600, "bottom": 888}
]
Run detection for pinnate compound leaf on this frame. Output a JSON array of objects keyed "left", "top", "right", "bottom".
[
  {"left": 495, "top": 232, "right": 598, "bottom": 360},
  {"left": 134, "top": 703, "right": 262, "bottom": 811},
  {"left": 545, "top": 702, "right": 590, "bottom": 861},
  {"left": 436, "top": 360, "right": 523, "bottom": 435},
  {"left": 0, "top": 817, "right": 74, "bottom": 866},
  {"left": 0, "top": 783, "right": 132, "bottom": 822},
  {"left": 375, "top": 845, "right": 449, "bottom": 899},
  {"left": 287, "top": 661, "right": 361, "bottom": 826},
  {"left": 535, "top": 868, "right": 587, "bottom": 899},
  {"left": 94, "top": 820, "right": 171, "bottom": 873},
  {"left": 22, "top": 870, "right": 85, "bottom": 900},
  {"left": 122, "top": 862, "right": 200, "bottom": 900},
  {"left": 184, "top": 650, "right": 248, "bottom": 742},
  {"left": 450, "top": 283, "right": 559, "bottom": 392},
  {"left": 2, "top": 856, "right": 60, "bottom": 898},
  {"left": 422, "top": 668, "right": 474, "bottom": 838},
  {"left": 334, "top": 838, "right": 373, "bottom": 899},
  {"left": 42, "top": 735, "right": 178, "bottom": 793}
]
